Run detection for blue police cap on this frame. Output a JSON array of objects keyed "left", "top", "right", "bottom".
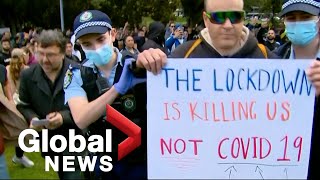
[
  {"left": 73, "top": 10, "right": 112, "bottom": 40},
  {"left": 279, "top": 0, "right": 320, "bottom": 17}
]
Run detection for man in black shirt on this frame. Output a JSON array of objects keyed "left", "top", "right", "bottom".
[
  {"left": 65, "top": 39, "right": 81, "bottom": 63},
  {"left": 16, "top": 30, "right": 84, "bottom": 179},
  {"left": 0, "top": 39, "right": 11, "bottom": 66},
  {"left": 265, "top": 29, "right": 280, "bottom": 51}
]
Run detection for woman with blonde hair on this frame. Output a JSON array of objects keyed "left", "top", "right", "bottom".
[
  {"left": 5, "top": 48, "right": 34, "bottom": 168},
  {"left": 6, "top": 48, "right": 29, "bottom": 103}
]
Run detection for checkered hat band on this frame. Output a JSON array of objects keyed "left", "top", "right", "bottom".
[
  {"left": 282, "top": 0, "right": 320, "bottom": 9},
  {"left": 74, "top": 21, "right": 112, "bottom": 36}
]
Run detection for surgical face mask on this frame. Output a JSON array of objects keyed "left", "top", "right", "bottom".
[
  {"left": 285, "top": 19, "right": 319, "bottom": 46},
  {"left": 83, "top": 35, "right": 114, "bottom": 66}
]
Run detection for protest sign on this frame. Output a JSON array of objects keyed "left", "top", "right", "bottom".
[{"left": 147, "top": 58, "right": 315, "bottom": 179}]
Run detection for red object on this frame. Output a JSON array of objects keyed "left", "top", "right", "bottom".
[{"left": 105, "top": 104, "right": 141, "bottom": 160}]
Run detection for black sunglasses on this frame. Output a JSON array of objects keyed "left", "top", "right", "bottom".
[{"left": 205, "top": 11, "right": 245, "bottom": 24}]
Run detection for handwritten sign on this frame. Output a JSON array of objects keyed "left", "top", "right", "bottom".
[{"left": 147, "top": 58, "right": 315, "bottom": 179}]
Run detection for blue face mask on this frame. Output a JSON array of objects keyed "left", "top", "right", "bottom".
[
  {"left": 285, "top": 19, "right": 319, "bottom": 46},
  {"left": 83, "top": 43, "right": 113, "bottom": 66}
]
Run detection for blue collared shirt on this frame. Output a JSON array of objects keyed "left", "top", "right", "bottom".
[
  {"left": 289, "top": 45, "right": 320, "bottom": 60},
  {"left": 64, "top": 48, "right": 123, "bottom": 104}
]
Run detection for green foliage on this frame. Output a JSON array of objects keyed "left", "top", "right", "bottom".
[
  {"left": 244, "top": 0, "right": 283, "bottom": 15},
  {"left": 0, "top": 0, "right": 181, "bottom": 32},
  {"left": 180, "top": 0, "right": 204, "bottom": 26},
  {"left": 0, "top": 0, "right": 284, "bottom": 34}
]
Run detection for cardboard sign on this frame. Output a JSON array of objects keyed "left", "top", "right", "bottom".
[{"left": 147, "top": 58, "right": 315, "bottom": 179}]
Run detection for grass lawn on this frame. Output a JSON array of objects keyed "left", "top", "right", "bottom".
[{"left": 4, "top": 142, "right": 58, "bottom": 179}]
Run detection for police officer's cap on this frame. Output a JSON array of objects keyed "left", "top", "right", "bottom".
[
  {"left": 73, "top": 10, "right": 112, "bottom": 40},
  {"left": 279, "top": 0, "right": 320, "bottom": 17}
]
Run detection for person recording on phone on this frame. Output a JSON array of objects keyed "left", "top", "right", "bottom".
[
  {"left": 16, "top": 30, "right": 84, "bottom": 179},
  {"left": 165, "top": 24, "right": 186, "bottom": 54}
]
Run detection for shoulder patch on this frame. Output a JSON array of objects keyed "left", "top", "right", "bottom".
[{"left": 64, "top": 68, "right": 74, "bottom": 89}]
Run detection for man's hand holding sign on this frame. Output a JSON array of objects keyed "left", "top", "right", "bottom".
[{"left": 147, "top": 58, "right": 315, "bottom": 179}]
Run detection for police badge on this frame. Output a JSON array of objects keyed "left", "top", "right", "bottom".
[
  {"left": 64, "top": 69, "right": 73, "bottom": 89},
  {"left": 120, "top": 94, "right": 136, "bottom": 113}
]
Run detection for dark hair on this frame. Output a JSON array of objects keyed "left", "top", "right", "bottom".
[
  {"left": 1, "top": 37, "right": 10, "bottom": 44},
  {"left": 38, "top": 30, "right": 66, "bottom": 53},
  {"left": 124, "top": 35, "right": 133, "bottom": 43},
  {"left": 66, "top": 39, "right": 72, "bottom": 45},
  {"left": 123, "top": 35, "right": 133, "bottom": 42}
]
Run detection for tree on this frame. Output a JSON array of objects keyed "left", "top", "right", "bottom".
[
  {"left": 148, "top": 0, "right": 180, "bottom": 25},
  {"left": 244, "top": 0, "right": 283, "bottom": 16},
  {"left": 0, "top": 0, "right": 190, "bottom": 34},
  {"left": 180, "top": 0, "right": 204, "bottom": 27}
]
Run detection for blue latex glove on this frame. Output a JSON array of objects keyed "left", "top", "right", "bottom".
[{"left": 114, "top": 60, "right": 146, "bottom": 95}]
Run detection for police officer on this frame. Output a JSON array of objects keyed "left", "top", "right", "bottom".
[
  {"left": 64, "top": 10, "right": 147, "bottom": 179},
  {"left": 274, "top": 0, "right": 320, "bottom": 179}
]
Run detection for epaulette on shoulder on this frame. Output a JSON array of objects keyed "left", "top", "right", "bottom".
[{"left": 68, "top": 63, "right": 81, "bottom": 70}]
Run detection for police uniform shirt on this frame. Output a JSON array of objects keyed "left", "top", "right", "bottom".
[
  {"left": 64, "top": 48, "right": 123, "bottom": 104},
  {"left": 289, "top": 46, "right": 320, "bottom": 60}
]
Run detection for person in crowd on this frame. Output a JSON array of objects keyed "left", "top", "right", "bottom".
[
  {"left": 274, "top": 1, "right": 320, "bottom": 178},
  {"left": 15, "top": 32, "right": 26, "bottom": 48},
  {"left": 121, "top": 35, "right": 140, "bottom": 59},
  {"left": 165, "top": 24, "right": 186, "bottom": 54},
  {"left": 25, "top": 38, "right": 38, "bottom": 65},
  {"left": 5, "top": 48, "right": 34, "bottom": 167},
  {"left": 165, "top": 21, "right": 175, "bottom": 40},
  {"left": 256, "top": 20, "right": 269, "bottom": 44},
  {"left": 71, "top": 34, "right": 85, "bottom": 61},
  {"left": 16, "top": 30, "right": 84, "bottom": 179},
  {"left": 265, "top": 29, "right": 280, "bottom": 51},
  {"left": 65, "top": 39, "right": 81, "bottom": 63},
  {"left": 0, "top": 39, "right": 11, "bottom": 66},
  {"left": 21, "top": 46, "right": 33, "bottom": 66},
  {"left": 134, "top": 29, "right": 146, "bottom": 52},
  {"left": 0, "top": 64, "right": 12, "bottom": 101},
  {"left": 6, "top": 48, "right": 29, "bottom": 103},
  {"left": 141, "top": 25, "right": 148, "bottom": 35},
  {"left": 1, "top": 31, "right": 15, "bottom": 48},
  {"left": 140, "top": 21, "right": 168, "bottom": 55},
  {"left": 185, "top": 26, "right": 197, "bottom": 41}
]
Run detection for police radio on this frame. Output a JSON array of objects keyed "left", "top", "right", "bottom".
[{"left": 96, "top": 73, "right": 111, "bottom": 95}]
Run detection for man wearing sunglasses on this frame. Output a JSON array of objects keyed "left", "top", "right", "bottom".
[
  {"left": 273, "top": 0, "right": 320, "bottom": 179},
  {"left": 165, "top": 24, "right": 186, "bottom": 54},
  {"left": 168, "top": 0, "right": 280, "bottom": 58},
  {"left": 135, "top": 0, "right": 277, "bottom": 69}
]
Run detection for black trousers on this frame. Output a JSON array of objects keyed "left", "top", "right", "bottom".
[{"left": 46, "top": 155, "right": 85, "bottom": 180}]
